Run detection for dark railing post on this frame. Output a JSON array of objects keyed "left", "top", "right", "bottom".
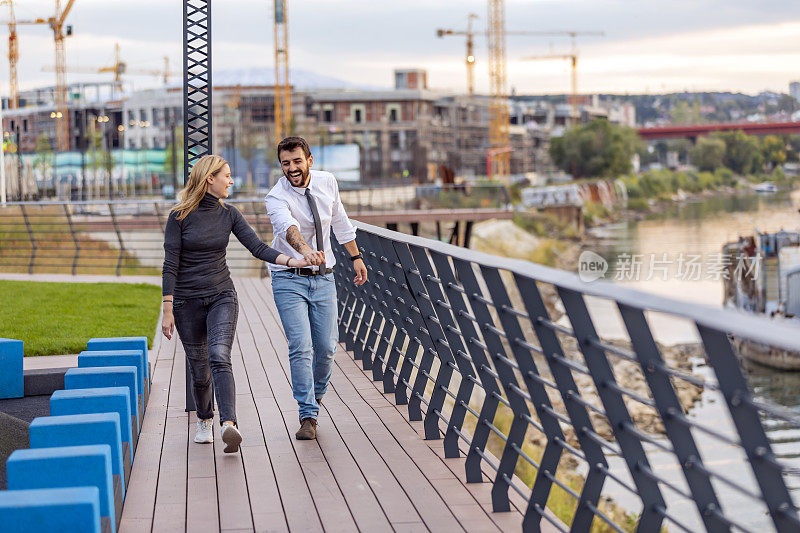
[
  {"left": 450, "top": 257, "right": 503, "bottom": 483},
  {"left": 363, "top": 232, "right": 407, "bottom": 394},
  {"left": 351, "top": 232, "right": 388, "bottom": 382},
  {"left": 62, "top": 203, "right": 80, "bottom": 275},
  {"left": 455, "top": 263, "right": 531, "bottom": 512},
  {"left": 515, "top": 274, "right": 608, "bottom": 532},
  {"left": 479, "top": 267, "right": 567, "bottom": 517},
  {"left": 388, "top": 241, "right": 441, "bottom": 424},
  {"left": 697, "top": 326, "right": 797, "bottom": 531},
  {"left": 559, "top": 288, "right": 666, "bottom": 531},
  {"left": 20, "top": 205, "right": 35, "bottom": 274},
  {"left": 619, "top": 305, "right": 729, "bottom": 532},
  {"left": 376, "top": 236, "right": 420, "bottom": 409},
  {"left": 403, "top": 244, "right": 457, "bottom": 440},
  {"left": 428, "top": 250, "right": 479, "bottom": 459},
  {"left": 353, "top": 233, "right": 384, "bottom": 374},
  {"left": 108, "top": 203, "right": 126, "bottom": 276}
]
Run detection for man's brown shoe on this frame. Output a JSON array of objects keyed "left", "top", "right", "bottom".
[{"left": 295, "top": 417, "right": 317, "bottom": 440}]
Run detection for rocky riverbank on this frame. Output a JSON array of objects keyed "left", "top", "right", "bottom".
[{"left": 469, "top": 219, "right": 704, "bottom": 447}]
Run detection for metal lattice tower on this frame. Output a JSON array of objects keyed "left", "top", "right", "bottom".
[
  {"left": 183, "top": 0, "right": 213, "bottom": 181},
  {"left": 487, "top": 0, "right": 509, "bottom": 182}
]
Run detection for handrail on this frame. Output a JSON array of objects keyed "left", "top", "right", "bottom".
[{"left": 332, "top": 220, "right": 800, "bottom": 533}]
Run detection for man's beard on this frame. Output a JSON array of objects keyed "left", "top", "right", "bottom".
[{"left": 285, "top": 167, "right": 310, "bottom": 187}]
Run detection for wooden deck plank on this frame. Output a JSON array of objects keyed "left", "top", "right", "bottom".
[
  {"left": 233, "top": 279, "right": 324, "bottom": 532},
  {"left": 238, "top": 279, "right": 357, "bottom": 533},
  {"left": 186, "top": 412, "right": 220, "bottom": 533},
  {"left": 151, "top": 404, "right": 188, "bottom": 532},
  {"left": 231, "top": 310, "right": 289, "bottom": 533},
  {"left": 118, "top": 275, "right": 534, "bottom": 533},
  {"left": 119, "top": 336, "right": 175, "bottom": 529}
]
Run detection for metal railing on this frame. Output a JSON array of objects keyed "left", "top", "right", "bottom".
[
  {"left": 0, "top": 200, "right": 274, "bottom": 276},
  {"left": 333, "top": 221, "right": 800, "bottom": 532}
]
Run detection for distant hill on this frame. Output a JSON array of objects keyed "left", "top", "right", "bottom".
[{"left": 211, "top": 67, "right": 385, "bottom": 90}]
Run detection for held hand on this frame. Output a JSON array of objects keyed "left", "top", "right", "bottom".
[
  {"left": 302, "top": 250, "right": 325, "bottom": 266},
  {"left": 353, "top": 259, "right": 368, "bottom": 286},
  {"left": 289, "top": 257, "right": 311, "bottom": 268},
  {"left": 162, "top": 310, "right": 175, "bottom": 340}
]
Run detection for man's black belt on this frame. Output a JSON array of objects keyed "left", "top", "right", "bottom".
[{"left": 284, "top": 267, "right": 333, "bottom": 276}]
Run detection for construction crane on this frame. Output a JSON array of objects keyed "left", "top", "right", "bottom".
[
  {"left": 273, "top": 0, "right": 290, "bottom": 144},
  {"left": 487, "top": 0, "right": 509, "bottom": 182},
  {"left": 436, "top": 13, "right": 479, "bottom": 96},
  {"left": 44, "top": 43, "right": 176, "bottom": 92},
  {"left": 2, "top": 0, "right": 18, "bottom": 109},
  {"left": 7, "top": 0, "right": 76, "bottom": 150},
  {"left": 524, "top": 53, "right": 579, "bottom": 120},
  {"left": 50, "top": 0, "right": 77, "bottom": 151},
  {"left": 521, "top": 32, "right": 602, "bottom": 123}
]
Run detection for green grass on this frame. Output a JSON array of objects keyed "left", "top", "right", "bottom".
[{"left": 0, "top": 280, "right": 161, "bottom": 356}]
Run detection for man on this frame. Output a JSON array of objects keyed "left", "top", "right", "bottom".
[{"left": 266, "top": 136, "right": 368, "bottom": 440}]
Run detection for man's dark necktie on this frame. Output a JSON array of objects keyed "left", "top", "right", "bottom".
[{"left": 305, "top": 188, "right": 325, "bottom": 272}]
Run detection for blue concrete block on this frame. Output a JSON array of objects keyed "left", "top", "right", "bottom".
[
  {"left": 86, "top": 337, "right": 149, "bottom": 380},
  {"left": 65, "top": 366, "right": 139, "bottom": 433},
  {"left": 50, "top": 388, "right": 132, "bottom": 451},
  {"left": 0, "top": 486, "right": 101, "bottom": 533},
  {"left": 0, "top": 338, "right": 23, "bottom": 399},
  {"left": 30, "top": 413, "right": 125, "bottom": 498},
  {"left": 79, "top": 350, "right": 146, "bottom": 402},
  {"left": 7, "top": 445, "right": 115, "bottom": 532}
]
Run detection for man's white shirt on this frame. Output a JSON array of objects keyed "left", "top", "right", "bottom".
[{"left": 265, "top": 170, "right": 357, "bottom": 272}]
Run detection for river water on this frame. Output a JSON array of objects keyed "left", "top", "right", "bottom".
[{"left": 585, "top": 190, "right": 800, "bottom": 530}]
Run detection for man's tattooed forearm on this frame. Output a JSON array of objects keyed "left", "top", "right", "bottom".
[{"left": 286, "top": 225, "right": 309, "bottom": 253}]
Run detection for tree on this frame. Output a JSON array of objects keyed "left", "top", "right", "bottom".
[
  {"left": 670, "top": 100, "right": 703, "bottom": 125},
  {"left": 689, "top": 137, "right": 726, "bottom": 171},
  {"left": 761, "top": 135, "right": 786, "bottom": 169},
  {"left": 33, "top": 133, "right": 54, "bottom": 188},
  {"left": 712, "top": 130, "right": 762, "bottom": 174},
  {"left": 163, "top": 125, "right": 184, "bottom": 183},
  {"left": 549, "top": 119, "right": 642, "bottom": 178},
  {"left": 777, "top": 94, "right": 798, "bottom": 114},
  {"left": 237, "top": 122, "right": 268, "bottom": 191}
]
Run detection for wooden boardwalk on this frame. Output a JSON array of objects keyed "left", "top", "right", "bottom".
[{"left": 117, "top": 277, "right": 544, "bottom": 533}]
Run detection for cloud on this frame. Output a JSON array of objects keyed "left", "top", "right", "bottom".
[{"left": 4, "top": 1, "right": 800, "bottom": 95}]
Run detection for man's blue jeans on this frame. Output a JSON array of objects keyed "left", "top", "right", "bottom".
[{"left": 271, "top": 270, "right": 338, "bottom": 421}]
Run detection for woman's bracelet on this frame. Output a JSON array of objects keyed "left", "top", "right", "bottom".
[{"left": 162, "top": 298, "right": 172, "bottom": 303}]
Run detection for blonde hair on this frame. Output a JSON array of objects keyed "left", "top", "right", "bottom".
[{"left": 172, "top": 155, "right": 229, "bottom": 220}]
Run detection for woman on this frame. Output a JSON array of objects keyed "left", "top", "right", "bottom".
[{"left": 161, "top": 155, "right": 322, "bottom": 453}]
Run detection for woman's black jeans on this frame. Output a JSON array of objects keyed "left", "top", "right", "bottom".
[{"left": 173, "top": 289, "right": 239, "bottom": 425}]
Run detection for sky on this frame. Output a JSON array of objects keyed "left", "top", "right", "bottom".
[{"left": 5, "top": 0, "right": 800, "bottom": 97}]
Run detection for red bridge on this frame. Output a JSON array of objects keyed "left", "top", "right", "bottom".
[{"left": 637, "top": 121, "right": 800, "bottom": 140}]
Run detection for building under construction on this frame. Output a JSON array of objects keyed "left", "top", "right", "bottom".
[{"left": 1, "top": 67, "right": 634, "bottom": 197}]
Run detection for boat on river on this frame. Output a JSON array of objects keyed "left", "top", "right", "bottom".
[
  {"left": 723, "top": 230, "right": 800, "bottom": 370},
  {"left": 753, "top": 182, "right": 778, "bottom": 194}
]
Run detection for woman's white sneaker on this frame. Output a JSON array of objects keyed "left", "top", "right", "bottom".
[
  {"left": 194, "top": 418, "right": 214, "bottom": 443},
  {"left": 221, "top": 424, "right": 242, "bottom": 453}
]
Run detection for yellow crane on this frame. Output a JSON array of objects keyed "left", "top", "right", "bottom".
[
  {"left": 50, "top": 0, "right": 77, "bottom": 151},
  {"left": 436, "top": 13, "right": 479, "bottom": 96},
  {"left": 522, "top": 32, "right": 602, "bottom": 123},
  {"left": 487, "top": 0, "right": 509, "bottom": 182},
  {"left": 7, "top": 0, "right": 77, "bottom": 150},
  {"left": 44, "top": 43, "right": 176, "bottom": 92},
  {"left": 524, "top": 53, "right": 579, "bottom": 121},
  {"left": 274, "top": 0, "right": 290, "bottom": 144},
  {"left": 2, "top": 0, "right": 18, "bottom": 109}
]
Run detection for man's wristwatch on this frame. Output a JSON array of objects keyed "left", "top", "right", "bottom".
[{"left": 349, "top": 253, "right": 363, "bottom": 262}]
